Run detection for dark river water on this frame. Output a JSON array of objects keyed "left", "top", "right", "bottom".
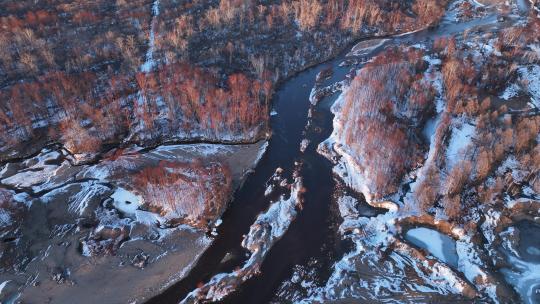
[
  {"left": 147, "top": 41, "right": 352, "bottom": 304},
  {"left": 146, "top": 8, "right": 519, "bottom": 303}
]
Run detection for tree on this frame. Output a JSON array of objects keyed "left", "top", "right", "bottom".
[
  {"left": 475, "top": 149, "right": 491, "bottom": 180},
  {"left": 444, "top": 160, "right": 472, "bottom": 195}
]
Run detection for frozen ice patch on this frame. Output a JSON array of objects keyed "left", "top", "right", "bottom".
[
  {"left": 112, "top": 188, "right": 143, "bottom": 215},
  {"left": 405, "top": 227, "right": 459, "bottom": 267}
]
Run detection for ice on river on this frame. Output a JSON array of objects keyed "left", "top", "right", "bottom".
[
  {"left": 405, "top": 227, "right": 459, "bottom": 267},
  {"left": 502, "top": 254, "right": 540, "bottom": 304}
]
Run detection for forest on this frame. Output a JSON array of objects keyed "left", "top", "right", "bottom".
[{"left": 0, "top": 0, "right": 449, "bottom": 159}]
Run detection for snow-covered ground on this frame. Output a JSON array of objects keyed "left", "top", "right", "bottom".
[
  {"left": 0, "top": 139, "right": 268, "bottom": 303},
  {"left": 309, "top": 7, "right": 540, "bottom": 303},
  {"left": 445, "top": 120, "right": 475, "bottom": 168}
]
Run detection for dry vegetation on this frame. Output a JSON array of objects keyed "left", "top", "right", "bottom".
[
  {"left": 0, "top": 0, "right": 449, "bottom": 159},
  {"left": 411, "top": 18, "right": 540, "bottom": 221},
  {"left": 338, "top": 47, "right": 435, "bottom": 199},
  {"left": 333, "top": 12, "right": 540, "bottom": 224},
  {"left": 134, "top": 160, "right": 233, "bottom": 228}
]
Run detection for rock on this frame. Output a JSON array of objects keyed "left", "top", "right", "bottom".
[
  {"left": 132, "top": 253, "right": 150, "bottom": 269},
  {"left": 52, "top": 268, "right": 68, "bottom": 284},
  {"left": 300, "top": 139, "right": 310, "bottom": 153},
  {"left": 316, "top": 67, "right": 333, "bottom": 83}
]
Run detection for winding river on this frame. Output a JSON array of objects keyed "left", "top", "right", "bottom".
[{"left": 146, "top": 4, "right": 525, "bottom": 303}]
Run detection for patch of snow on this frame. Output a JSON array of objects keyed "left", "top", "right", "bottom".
[
  {"left": 308, "top": 207, "right": 471, "bottom": 302},
  {"left": 423, "top": 55, "right": 442, "bottom": 66},
  {"left": 112, "top": 188, "right": 143, "bottom": 216},
  {"left": 0, "top": 209, "right": 11, "bottom": 227},
  {"left": 1, "top": 164, "right": 60, "bottom": 189},
  {"left": 86, "top": 166, "right": 111, "bottom": 181},
  {"left": 497, "top": 155, "right": 520, "bottom": 175},
  {"left": 455, "top": 235, "right": 500, "bottom": 302},
  {"left": 264, "top": 184, "right": 274, "bottom": 196},
  {"left": 134, "top": 210, "right": 161, "bottom": 226},
  {"left": 246, "top": 176, "right": 303, "bottom": 242},
  {"left": 446, "top": 120, "right": 475, "bottom": 168},
  {"left": 140, "top": 0, "right": 160, "bottom": 73},
  {"left": 519, "top": 65, "right": 540, "bottom": 108},
  {"left": 0, "top": 281, "right": 10, "bottom": 294},
  {"left": 150, "top": 143, "right": 235, "bottom": 159},
  {"left": 69, "top": 183, "right": 110, "bottom": 215},
  {"left": 12, "top": 192, "right": 31, "bottom": 207},
  {"left": 254, "top": 141, "right": 269, "bottom": 165},
  {"left": 500, "top": 83, "right": 521, "bottom": 100},
  {"left": 422, "top": 117, "right": 438, "bottom": 143},
  {"left": 480, "top": 209, "right": 501, "bottom": 244},
  {"left": 181, "top": 175, "right": 304, "bottom": 303},
  {"left": 337, "top": 196, "right": 359, "bottom": 219},
  {"left": 347, "top": 39, "right": 389, "bottom": 57}
]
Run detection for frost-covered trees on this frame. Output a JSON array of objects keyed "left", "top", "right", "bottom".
[
  {"left": 134, "top": 160, "right": 232, "bottom": 228},
  {"left": 0, "top": 0, "right": 451, "bottom": 160},
  {"left": 134, "top": 63, "right": 271, "bottom": 140},
  {"left": 336, "top": 48, "right": 433, "bottom": 199}
]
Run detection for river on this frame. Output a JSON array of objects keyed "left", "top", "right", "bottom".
[{"left": 146, "top": 3, "right": 525, "bottom": 303}]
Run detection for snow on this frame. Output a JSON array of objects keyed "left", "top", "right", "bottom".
[
  {"left": 480, "top": 209, "right": 501, "bottom": 244},
  {"left": 497, "top": 155, "right": 520, "bottom": 175},
  {"left": 446, "top": 120, "right": 475, "bottom": 168},
  {"left": 111, "top": 187, "right": 143, "bottom": 215},
  {"left": 251, "top": 189, "right": 298, "bottom": 240},
  {"left": 500, "top": 83, "right": 521, "bottom": 100},
  {"left": 422, "top": 117, "right": 438, "bottom": 143},
  {"left": 455, "top": 235, "right": 500, "bottom": 302},
  {"left": 181, "top": 175, "right": 304, "bottom": 303},
  {"left": 347, "top": 39, "right": 389, "bottom": 57},
  {"left": 405, "top": 227, "right": 458, "bottom": 267},
  {"left": 254, "top": 141, "right": 269, "bottom": 165},
  {"left": 149, "top": 143, "right": 236, "bottom": 159},
  {"left": 86, "top": 166, "right": 111, "bottom": 181},
  {"left": 519, "top": 65, "right": 540, "bottom": 108},
  {"left": 308, "top": 208, "right": 470, "bottom": 302},
  {"left": 134, "top": 210, "right": 161, "bottom": 226},
  {"left": 337, "top": 196, "right": 359, "bottom": 219},
  {"left": 0, "top": 209, "right": 12, "bottom": 227},
  {"left": 264, "top": 184, "right": 274, "bottom": 196},
  {"left": 517, "top": 0, "right": 530, "bottom": 13},
  {"left": 67, "top": 182, "right": 110, "bottom": 216},
  {"left": 0, "top": 281, "right": 10, "bottom": 294},
  {"left": 1, "top": 164, "right": 59, "bottom": 189},
  {"left": 12, "top": 192, "right": 31, "bottom": 207},
  {"left": 140, "top": 0, "right": 160, "bottom": 73}
]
